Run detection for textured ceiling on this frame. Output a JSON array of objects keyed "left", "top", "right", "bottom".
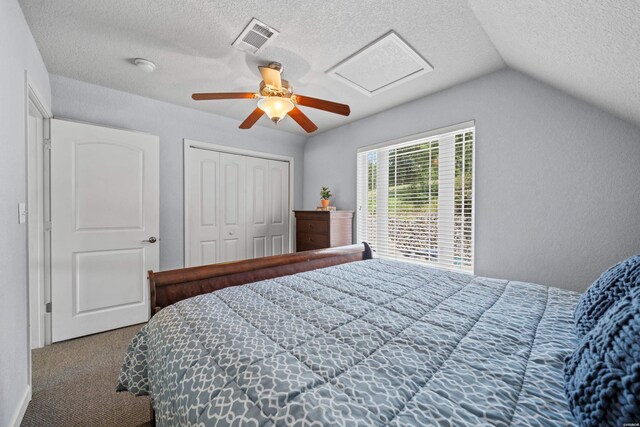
[
  {"left": 468, "top": 0, "right": 640, "bottom": 128},
  {"left": 19, "top": 0, "right": 640, "bottom": 135},
  {"left": 18, "top": 0, "right": 505, "bottom": 135}
]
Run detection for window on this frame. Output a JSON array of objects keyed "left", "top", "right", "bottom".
[{"left": 357, "top": 123, "right": 474, "bottom": 272}]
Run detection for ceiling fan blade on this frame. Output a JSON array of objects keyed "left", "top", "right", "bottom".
[
  {"left": 259, "top": 66, "right": 282, "bottom": 89},
  {"left": 239, "top": 108, "right": 265, "bottom": 129},
  {"left": 192, "top": 92, "right": 256, "bottom": 100},
  {"left": 294, "top": 95, "right": 351, "bottom": 116},
  {"left": 288, "top": 107, "right": 318, "bottom": 133}
]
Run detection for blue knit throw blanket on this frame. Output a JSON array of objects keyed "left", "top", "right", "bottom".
[
  {"left": 574, "top": 254, "right": 640, "bottom": 337},
  {"left": 565, "top": 254, "right": 640, "bottom": 426}
]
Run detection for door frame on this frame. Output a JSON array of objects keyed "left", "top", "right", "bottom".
[
  {"left": 183, "top": 139, "right": 295, "bottom": 267},
  {"left": 24, "top": 72, "right": 53, "bottom": 396}
]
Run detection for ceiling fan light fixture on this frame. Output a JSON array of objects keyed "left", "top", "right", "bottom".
[
  {"left": 257, "top": 96, "right": 294, "bottom": 124},
  {"left": 192, "top": 61, "right": 350, "bottom": 132}
]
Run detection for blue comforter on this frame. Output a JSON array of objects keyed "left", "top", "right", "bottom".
[{"left": 117, "top": 259, "right": 580, "bottom": 426}]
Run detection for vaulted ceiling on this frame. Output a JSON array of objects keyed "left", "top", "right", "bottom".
[
  {"left": 469, "top": 0, "right": 640, "bottom": 130},
  {"left": 19, "top": 0, "right": 640, "bottom": 135}
]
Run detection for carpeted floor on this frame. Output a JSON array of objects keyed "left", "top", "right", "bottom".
[{"left": 22, "top": 324, "right": 152, "bottom": 427}]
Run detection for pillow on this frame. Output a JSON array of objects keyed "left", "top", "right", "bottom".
[
  {"left": 564, "top": 286, "right": 640, "bottom": 426},
  {"left": 574, "top": 253, "right": 640, "bottom": 338}
]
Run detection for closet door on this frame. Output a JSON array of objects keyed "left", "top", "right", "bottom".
[
  {"left": 219, "top": 153, "right": 246, "bottom": 262},
  {"left": 186, "top": 144, "right": 290, "bottom": 265},
  {"left": 246, "top": 159, "right": 290, "bottom": 258},
  {"left": 268, "top": 160, "right": 290, "bottom": 256},
  {"left": 188, "top": 148, "right": 220, "bottom": 266},
  {"left": 246, "top": 157, "right": 270, "bottom": 258}
]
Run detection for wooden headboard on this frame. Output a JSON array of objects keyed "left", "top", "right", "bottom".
[{"left": 148, "top": 243, "right": 372, "bottom": 316}]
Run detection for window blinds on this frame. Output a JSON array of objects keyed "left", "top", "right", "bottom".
[{"left": 356, "top": 125, "right": 474, "bottom": 273}]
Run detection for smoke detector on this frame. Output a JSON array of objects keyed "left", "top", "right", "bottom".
[
  {"left": 232, "top": 18, "right": 280, "bottom": 55},
  {"left": 134, "top": 58, "right": 156, "bottom": 73}
]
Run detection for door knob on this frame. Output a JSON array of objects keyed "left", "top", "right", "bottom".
[
  {"left": 228, "top": 231, "right": 234, "bottom": 236},
  {"left": 144, "top": 237, "right": 157, "bottom": 243}
]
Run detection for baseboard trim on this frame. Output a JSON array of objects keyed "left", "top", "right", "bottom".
[{"left": 8, "top": 385, "right": 31, "bottom": 427}]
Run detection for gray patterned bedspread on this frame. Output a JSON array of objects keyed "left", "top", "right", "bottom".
[{"left": 117, "top": 259, "right": 580, "bottom": 426}]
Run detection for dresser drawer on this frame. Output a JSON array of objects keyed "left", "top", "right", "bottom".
[
  {"left": 296, "top": 219, "right": 329, "bottom": 235},
  {"left": 293, "top": 210, "right": 354, "bottom": 253},
  {"left": 296, "top": 232, "right": 329, "bottom": 250}
]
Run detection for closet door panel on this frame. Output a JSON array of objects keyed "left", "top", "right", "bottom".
[
  {"left": 220, "top": 153, "right": 246, "bottom": 262},
  {"left": 268, "top": 160, "right": 290, "bottom": 256},
  {"left": 188, "top": 149, "right": 220, "bottom": 267},
  {"left": 246, "top": 157, "right": 269, "bottom": 258}
]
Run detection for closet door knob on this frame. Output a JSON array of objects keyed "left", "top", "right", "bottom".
[{"left": 144, "top": 236, "right": 157, "bottom": 243}]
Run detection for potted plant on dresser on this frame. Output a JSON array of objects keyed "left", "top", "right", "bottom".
[{"left": 320, "top": 186, "right": 332, "bottom": 209}]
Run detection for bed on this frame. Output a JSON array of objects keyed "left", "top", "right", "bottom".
[{"left": 117, "top": 243, "right": 640, "bottom": 426}]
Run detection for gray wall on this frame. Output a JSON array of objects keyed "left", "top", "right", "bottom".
[
  {"left": 303, "top": 69, "right": 640, "bottom": 292},
  {"left": 50, "top": 75, "right": 307, "bottom": 270},
  {"left": 0, "top": 0, "right": 51, "bottom": 424}
]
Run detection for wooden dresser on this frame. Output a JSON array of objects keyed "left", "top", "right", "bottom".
[{"left": 294, "top": 210, "right": 354, "bottom": 252}]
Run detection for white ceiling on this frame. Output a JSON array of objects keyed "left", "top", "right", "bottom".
[
  {"left": 18, "top": 0, "right": 504, "bottom": 135},
  {"left": 19, "top": 0, "right": 640, "bottom": 135}
]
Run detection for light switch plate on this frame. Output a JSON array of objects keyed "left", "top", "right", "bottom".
[{"left": 18, "top": 202, "right": 27, "bottom": 224}]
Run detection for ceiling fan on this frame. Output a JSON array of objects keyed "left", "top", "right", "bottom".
[{"left": 192, "top": 62, "right": 350, "bottom": 133}]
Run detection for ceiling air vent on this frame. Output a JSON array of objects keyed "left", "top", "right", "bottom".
[
  {"left": 327, "top": 31, "right": 433, "bottom": 97},
  {"left": 232, "top": 18, "right": 280, "bottom": 55}
]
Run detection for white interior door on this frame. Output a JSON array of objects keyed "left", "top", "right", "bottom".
[
  {"left": 50, "top": 119, "right": 159, "bottom": 342},
  {"left": 219, "top": 153, "right": 246, "bottom": 262},
  {"left": 246, "top": 158, "right": 289, "bottom": 258},
  {"left": 188, "top": 148, "right": 220, "bottom": 266}
]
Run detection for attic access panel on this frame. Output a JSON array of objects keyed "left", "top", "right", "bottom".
[{"left": 327, "top": 31, "right": 433, "bottom": 97}]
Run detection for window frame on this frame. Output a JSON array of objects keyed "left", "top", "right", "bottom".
[{"left": 355, "top": 120, "right": 476, "bottom": 274}]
